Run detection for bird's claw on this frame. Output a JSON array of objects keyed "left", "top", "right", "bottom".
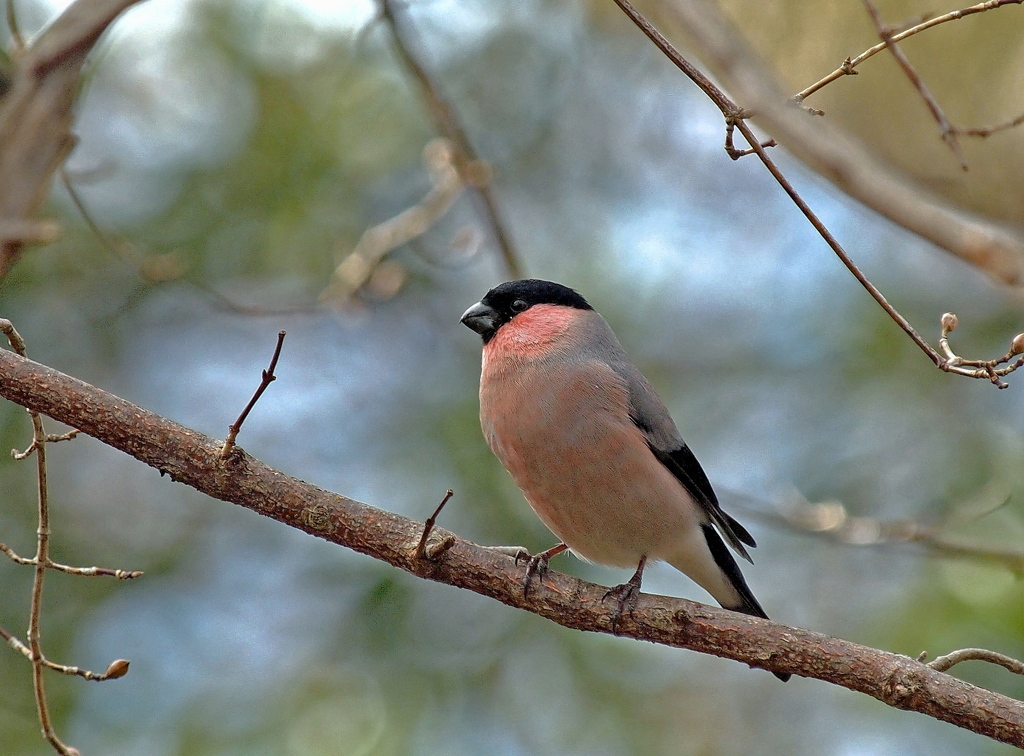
[
  {"left": 603, "top": 580, "right": 641, "bottom": 634},
  {"left": 485, "top": 545, "right": 549, "bottom": 596},
  {"left": 520, "top": 552, "right": 553, "bottom": 598}
]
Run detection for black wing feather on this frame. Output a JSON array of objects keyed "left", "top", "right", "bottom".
[
  {"left": 616, "top": 361, "right": 757, "bottom": 563},
  {"left": 648, "top": 443, "right": 757, "bottom": 563}
]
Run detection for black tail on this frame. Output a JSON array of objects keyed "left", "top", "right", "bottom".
[{"left": 701, "top": 524, "right": 791, "bottom": 682}]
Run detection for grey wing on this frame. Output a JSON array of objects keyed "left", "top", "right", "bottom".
[{"left": 613, "top": 358, "right": 757, "bottom": 563}]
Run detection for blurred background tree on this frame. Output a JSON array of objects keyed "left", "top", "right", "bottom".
[{"left": 2, "top": 0, "right": 1024, "bottom": 754}]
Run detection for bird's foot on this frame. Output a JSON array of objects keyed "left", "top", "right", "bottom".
[
  {"left": 521, "top": 554, "right": 549, "bottom": 598},
  {"left": 603, "top": 581, "right": 641, "bottom": 634},
  {"left": 602, "top": 555, "right": 648, "bottom": 634},
  {"left": 501, "top": 542, "right": 569, "bottom": 598}
]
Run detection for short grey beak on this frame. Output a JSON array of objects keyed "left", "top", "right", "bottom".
[{"left": 460, "top": 301, "right": 498, "bottom": 335}]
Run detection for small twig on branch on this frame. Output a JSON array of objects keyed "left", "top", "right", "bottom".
[
  {"left": 1, "top": 320, "right": 69, "bottom": 755},
  {"left": 378, "top": 0, "right": 523, "bottom": 280},
  {"left": 862, "top": 0, "right": 967, "bottom": 170},
  {"left": 954, "top": 110, "right": 1024, "bottom": 138},
  {"left": 724, "top": 113, "right": 776, "bottom": 159},
  {"left": 927, "top": 648, "right": 1024, "bottom": 675},
  {"left": 0, "top": 626, "right": 130, "bottom": 680},
  {"left": 1, "top": 317, "right": 137, "bottom": 756},
  {"left": 414, "top": 488, "right": 455, "bottom": 560},
  {"left": 220, "top": 330, "right": 286, "bottom": 460},
  {"left": 12, "top": 429, "right": 80, "bottom": 460},
  {"left": 1, "top": 319, "right": 75, "bottom": 755},
  {"left": 795, "top": 0, "right": 1024, "bottom": 104},
  {"left": 937, "top": 313, "right": 1024, "bottom": 388},
  {"left": 0, "top": 542, "right": 142, "bottom": 578}
]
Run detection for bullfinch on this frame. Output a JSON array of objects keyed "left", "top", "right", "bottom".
[{"left": 462, "top": 279, "right": 788, "bottom": 681}]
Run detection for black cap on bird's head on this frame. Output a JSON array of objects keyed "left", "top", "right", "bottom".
[{"left": 460, "top": 279, "right": 593, "bottom": 343}]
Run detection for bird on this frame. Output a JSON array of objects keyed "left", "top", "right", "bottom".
[{"left": 461, "top": 279, "right": 788, "bottom": 681}]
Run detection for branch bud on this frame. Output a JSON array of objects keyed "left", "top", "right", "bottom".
[
  {"left": 941, "top": 313, "right": 958, "bottom": 335},
  {"left": 103, "top": 659, "right": 130, "bottom": 679},
  {"left": 1011, "top": 333, "right": 1024, "bottom": 355}
]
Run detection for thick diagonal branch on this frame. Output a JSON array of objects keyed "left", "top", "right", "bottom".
[{"left": 0, "top": 347, "right": 1023, "bottom": 746}]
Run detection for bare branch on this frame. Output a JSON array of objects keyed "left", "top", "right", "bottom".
[
  {"left": 928, "top": 648, "right": 1024, "bottom": 675},
  {"left": 862, "top": 0, "right": 967, "bottom": 170},
  {"left": 378, "top": 0, "right": 524, "bottom": 280},
  {"left": 0, "top": 0, "right": 146, "bottom": 278},
  {"left": 2, "top": 343, "right": 1024, "bottom": 746},
  {"left": 611, "top": 1, "right": 948, "bottom": 369},
  {"left": 651, "top": 0, "right": 1024, "bottom": 285},
  {"left": 1, "top": 543, "right": 143, "bottom": 577},
  {"left": 937, "top": 314, "right": 1024, "bottom": 388},
  {"left": 1, "top": 317, "right": 136, "bottom": 756},
  {"left": 321, "top": 140, "right": 467, "bottom": 303},
  {"left": 613, "top": 1, "right": 1023, "bottom": 386},
  {"left": 220, "top": 330, "right": 286, "bottom": 460},
  {"left": 795, "top": 0, "right": 1024, "bottom": 104},
  {"left": 955, "top": 110, "right": 1024, "bottom": 138},
  {"left": 0, "top": 626, "right": 130, "bottom": 680},
  {"left": 0, "top": 320, "right": 74, "bottom": 755},
  {"left": 734, "top": 488, "right": 1024, "bottom": 573}
]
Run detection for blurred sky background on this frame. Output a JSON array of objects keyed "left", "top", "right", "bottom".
[{"left": 2, "top": 0, "right": 1024, "bottom": 754}]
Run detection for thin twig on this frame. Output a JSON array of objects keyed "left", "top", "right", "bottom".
[
  {"left": 611, "top": 0, "right": 945, "bottom": 368},
  {"left": 795, "top": 0, "right": 1023, "bottom": 103},
  {"left": 724, "top": 113, "right": 776, "bottom": 159},
  {"left": 955, "top": 110, "right": 1024, "bottom": 138},
  {"left": 1, "top": 627, "right": 130, "bottom": 680},
  {"left": 1, "top": 318, "right": 136, "bottom": 756},
  {"left": 379, "top": 0, "right": 523, "bottom": 280},
  {"left": 937, "top": 314, "right": 1024, "bottom": 388},
  {"left": 0, "top": 319, "right": 74, "bottom": 756},
  {"left": 617, "top": 1, "right": 1023, "bottom": 385},
  {"left": 651, "top": 0, "right": 1024, "bottom": 284},
  {"left": 220, "top": 330, "right": 286, "bottom": 460},
  {"left": 928, "top": 648, "right": 1024, "bottom": 675},
  {"left": 862, "top": 0, "right": 967, "bottom": 170},
  {"left": 0, "top": 543, "right": 142, "bottom": 577},
  {"left": 62, "top": 169, "right": 327, "bottom": 314},
  {"left": 414, "top": 488, "right": 454, "bottom": 560},
  {"left": 12, "top": 429, "right": 80, "bottom": 460}
]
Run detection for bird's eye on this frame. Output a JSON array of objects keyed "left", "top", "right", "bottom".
[{"left": 511, "top": 299, "right": 528, "bottom": 313}]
